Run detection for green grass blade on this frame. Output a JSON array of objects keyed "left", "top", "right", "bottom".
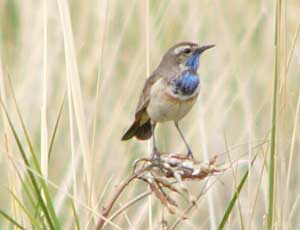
[
  {"left": 268, "top": 0, "right": 281, "bottom": 228},
  {"left": 10, "top": 158, "right": 36, "bottom": 210},
  {"left": 37, "top": 181, "right": 61, "bottom": 229},
  {"left": 48, "top": 96, "right": 65, "bottom": 161},
  {"left": 0, "top": 98, "right": 56, "bottom": 229},
  {"left": 0, "top": 209, "right": 26, "bottom": 230},
  {"left": 6, "top": 77, "right": 61, "bottom": 229},
  {"left": 7, "top": 76, "right": 41, "bottom": 173},
  {"left": 9, "top": 190, "right": 42, "bottom": 229},
  {"left": 218, "top": 170, "right": 248, "bottom": 229}
]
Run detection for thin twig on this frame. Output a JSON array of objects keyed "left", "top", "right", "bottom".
[
  {"left": 109, "top": 191, "right": 151, "bottom": 222},
  {"left": 170, "top": 179, "right": 216, "bottom": 230},
  {"left": 96, "top": 168, "right": 148, "bottom": 230}
]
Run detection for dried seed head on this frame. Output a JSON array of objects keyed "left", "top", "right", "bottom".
[{"left": 133, "top": 152, "right": 226, "bottom": 214}]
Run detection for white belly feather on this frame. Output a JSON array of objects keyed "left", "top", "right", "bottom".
[{"left": 147, "top": 78, "right": 199, "bottom": 122}]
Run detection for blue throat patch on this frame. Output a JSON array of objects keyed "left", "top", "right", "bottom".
[
  {"left": 173, "top": 71, "right": 199, "bottom": 96},
  {"left": 172, "top": 53, "right": 201, "bottom": 96},
  {"left": 186, "top": 53, "right": 200, "bottom": 71}
]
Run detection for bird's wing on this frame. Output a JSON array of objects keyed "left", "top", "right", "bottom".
[{"left": 135, "top": 72, "right": 162, "bottom": 119}]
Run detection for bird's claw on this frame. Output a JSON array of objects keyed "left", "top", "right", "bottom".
[
  {"left": 151, "top": 148, "right": 163, "bottom": 170},
  {"left": 187, "top": 150, "right": 194, "bottom": 159}
]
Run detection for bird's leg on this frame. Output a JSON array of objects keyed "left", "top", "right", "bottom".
[
  {"left": 151, "top": 121, "right": 160, "bottom": 162},
  {"left": 174, "top": 122, "right": 193, "bottom": 158}
]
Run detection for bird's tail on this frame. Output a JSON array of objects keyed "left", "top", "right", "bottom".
[{"left": 121, "top": 119, "right": 153, "bottom": 141}]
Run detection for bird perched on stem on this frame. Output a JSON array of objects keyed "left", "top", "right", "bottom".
[{"left": 122, "top": 41, "right": 214, "bottom": 160}]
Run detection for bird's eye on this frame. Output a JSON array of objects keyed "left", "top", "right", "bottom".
[{"left": 183, "top": 48, "right": 192, "bottom": 54}]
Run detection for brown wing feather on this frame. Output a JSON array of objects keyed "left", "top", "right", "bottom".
[
  {"left": 135, "top": 72, "right": 162, "bottom": 119},
  {"left": 121, "top": 72, "right": 162, "bottom": 141}
]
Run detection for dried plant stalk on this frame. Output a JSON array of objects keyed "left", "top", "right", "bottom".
[{"left": 96, "top": 153, "right": 225, "bottom": 230}]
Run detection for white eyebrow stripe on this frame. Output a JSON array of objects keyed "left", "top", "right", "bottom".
[{"left": 173, "top": 45, "right": 190, "bottom": 54}]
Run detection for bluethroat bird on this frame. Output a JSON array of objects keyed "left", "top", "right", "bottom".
[{"left": 122, "top": 41, "right": 214, "bottom": 159}]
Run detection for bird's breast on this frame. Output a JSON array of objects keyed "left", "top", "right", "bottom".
[{"left": 147, "top": 78, "right": 200, "bottom": 122}]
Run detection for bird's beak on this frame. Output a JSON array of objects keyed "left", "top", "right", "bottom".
[{"left": 194, "top": 44, "right": 215, "bottom": 54}]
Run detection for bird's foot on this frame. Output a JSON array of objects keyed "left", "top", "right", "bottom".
[
  {"left": 151, "top": 148, "right": 162, "bottom": 170},
  {"left": 187, "top": 150, "right": 194, "bottom": 160}
]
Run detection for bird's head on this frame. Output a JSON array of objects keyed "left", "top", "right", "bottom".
[{"left": 160, "top": 42, "right": 215, "bottom": 72}]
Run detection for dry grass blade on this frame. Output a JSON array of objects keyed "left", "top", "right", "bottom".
[
  {"left": 56, "top": 0, "right": 93, "bottom": 204},
  {"left": 41, "top": 0, "right": 49, "bottom": 181}
]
